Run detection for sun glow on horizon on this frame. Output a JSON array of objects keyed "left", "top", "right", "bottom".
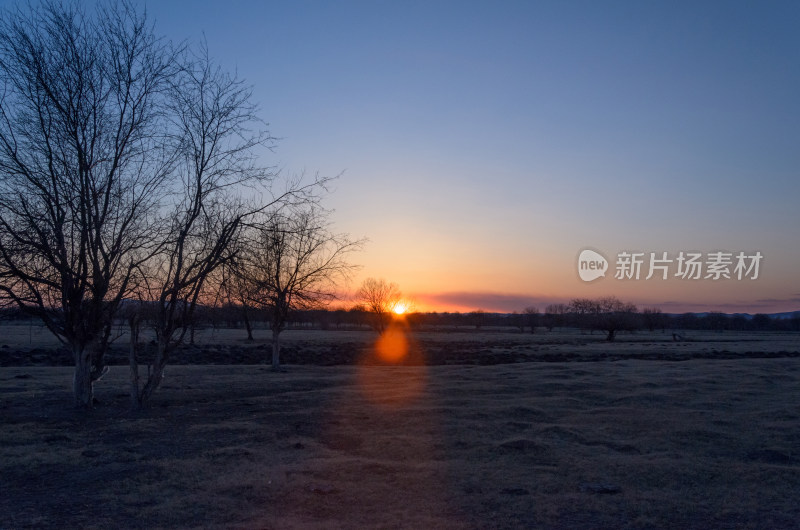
[{"left": 393, "top": 302, "right": 408, "bottom": 315}]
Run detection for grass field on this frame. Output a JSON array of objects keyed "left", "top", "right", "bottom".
[
  {"left": 2, "top": 324, "right": 799, "bottom": 366},
  {"left": 1, "top": 329, "right": 799, "bottom": 528}
]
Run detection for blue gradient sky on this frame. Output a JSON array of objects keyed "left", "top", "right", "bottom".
[{"left": 133, "top": 0, "right": 799, "bottom": 312}]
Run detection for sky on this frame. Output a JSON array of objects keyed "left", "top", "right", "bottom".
[{"left": 40, "top": 1, "right": 800, "bottom": 313}]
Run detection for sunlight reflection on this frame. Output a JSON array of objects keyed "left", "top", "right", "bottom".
[
  {"left": 375, "top": 324, "right": 408, "bottom": 362},
  {"left": 357, "top": 321, "right": 425, "bottom": 409}
]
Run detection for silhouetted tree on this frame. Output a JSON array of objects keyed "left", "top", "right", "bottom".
[
  {"left": 543, "top": 303, "right": 569, "bottom": 331},
  {"left": 705, "top": 311, "right": 729, "bottom": 332},
  {"left": 728, "top": 315, "right": 745, "bottom": 331},
  {"left": 348, "top": 304, "right": 371, "bottom": 328},
  {"left": 509, "top": 311, "right": 525, "bottom": 332},
  {"left": 0, "top": 2, "right": 178, "bottom": 407},
  {"left": 470, "top": 309, "right": 488, "bottom": 330},
  {"left": 569, "top": 296, "right": 638, "bottom": 341},
  {"left": 0, "top": 1, "right": 320, "bottom": 408},
  {"left": 220, "top": 262, "right": 258, "bottom": 341},
  {"left": 241, "top": 206, "right": 362, "bottom": 369},
  {"left": 676, "top": 312, "right": 699, "bottom": 330},
  {"left": 356, "top": 278, "right": 401, "bottom": 332},
  {"left": 751, "top": 313, "right": 772, "bottom": 331},
  {"left": 524, "top": 306, "right": 539, "bottom": 333},
  {"left": 127, "top": 40, "right": 292, "bottom": 407},
  {"left": 641, "top": 307, "right": 664, "bottom": 332}
]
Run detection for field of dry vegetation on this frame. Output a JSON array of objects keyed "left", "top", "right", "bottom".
[{"left": 2, "top": 326, "right": 799, "bottom": 528}]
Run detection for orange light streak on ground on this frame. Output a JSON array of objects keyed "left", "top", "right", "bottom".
[
  {"left": 375, "top": 324, "right": 407, "bottom": 362},
  {"left": 356, "top": 319, "right": 426, "bottom": 409}
]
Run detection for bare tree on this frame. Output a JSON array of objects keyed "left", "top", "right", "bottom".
[
  {"left": 469, "top": 309, "right": 488, "bottom": 330},
  {"left": 127, "top": 42, "right": 289, "bottom": 407},
  {"left": 220, "top": 259, "right": 258, "bottom": 341},
  {"left": 0, "top": 2, "right": 176, "bottom": 407},
  {"left": 523, "top": 306, "right": 539, "bottom": 333},
  {"left": 356, "top": 278, "right": 401, "bottom": 332},
  {"left": 543, "top": 303, "right": 569, "bottom": 331},
  {"left": 509, "top": 311, "right": 524, "bottom": 332},
  {"left": 641, "top": 307, "right": 664, "bottom": 332},
  {"left": 240, "top": 206, "right": 363, "bottom": 369},
  {"left": 569, "top": 296, "right": 638, "bottom": 341},
  {"left": 0, "top": 1, "right": 308, "bottom": 408}
]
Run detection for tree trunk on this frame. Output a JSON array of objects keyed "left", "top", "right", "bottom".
[
  {"left": 139, "top": 341, "right": 169, "bottom": 405},
  {"left": 91, "top": 321, "right": 112, "bottom": 382},
  {"left": 242, "top": 305, "right": 254, "bottom": 341},
  {"left": 271, "top": 328, "right": 281, "bottom": 370},
  {"left": 128, "top": 316, "right": 141, "bottom": 410},
  {"left": 73, "top": 346, "right": 93, "bottom": 409},
  {"left": 606, "top": 329, "right": 616, "bottom": 342}
]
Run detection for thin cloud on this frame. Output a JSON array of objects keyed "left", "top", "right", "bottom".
[
  {"left": 415, "top": 293, "right": 800, "bottom": 314},
  {"left": 755, "top": 297, "right": 800, "bottom": 304},
  {"left": 414, "top": 292, "right": 566, "bottom": 313},
  {"left": 654, "top": 298, "right": 800, "bottom": 313}
]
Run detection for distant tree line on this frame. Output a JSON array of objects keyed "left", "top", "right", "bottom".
[{"left": 6, "top": 301, "right": 795, "bottom": 338}]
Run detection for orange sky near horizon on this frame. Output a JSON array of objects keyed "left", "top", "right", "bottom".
[
  {"left": 336, "top": 235, "right": 798, "bottom": 315},
  {"left": 137, "top": 2, "right": 800, "bottom": 316}
]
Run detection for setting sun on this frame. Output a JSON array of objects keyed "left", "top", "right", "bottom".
[{"left": 393, "top": 302, "right": 408, "bottom": 315}]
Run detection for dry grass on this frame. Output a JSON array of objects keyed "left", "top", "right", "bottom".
[
  {"left": 2, "top": 350, "right": 799, "bottom": 528},
  {"left": 3, "top": 325, "right": 798, "bottom": 369},
  {"left": 3, "top": 322, "right": 799, "bottom": 352}
]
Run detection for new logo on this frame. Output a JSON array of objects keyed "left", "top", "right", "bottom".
[{"left": 578, "top": 249, "right": 608, "bottom": 282}]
